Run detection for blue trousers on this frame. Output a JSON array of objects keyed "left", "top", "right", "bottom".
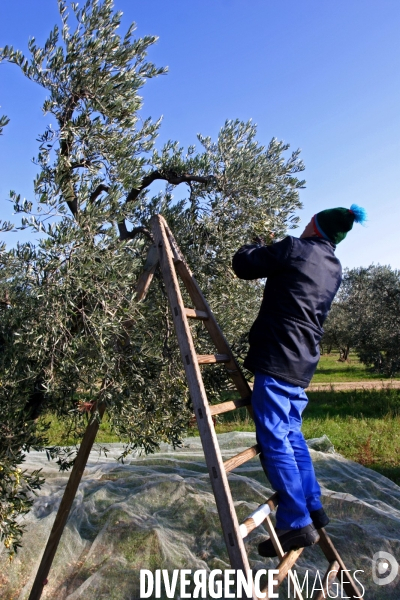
[{"left": 252, "top": 372, "right": 322, "bottom": 530}]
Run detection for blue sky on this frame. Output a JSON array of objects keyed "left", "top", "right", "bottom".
[{"left": 0, "top": 0, "right": 399, "bottom": 269}]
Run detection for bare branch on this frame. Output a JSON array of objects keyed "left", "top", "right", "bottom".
[
  {"left": 118, "top": 222, "right": 152, "bottom": 241},
  {"left": 70, "top": 160, "right": 92, "bottom": 170},
  {"left": 59, "top": 91, "right": 85, "bottom": 127},
  {"left": 116, "top": 170, "right": 213, "bottom": 242},
  {"left": 65, "top": 194, "right": 78, "bottom": 216},
  {"left": 58, "top": 91, "right": 88, "bottom": 216},
  {"left": 125, "top": 170, "right": 213, "bottom": 204},
  {"left": 89, "top": 184, "right": 110, "bottom": 203}
]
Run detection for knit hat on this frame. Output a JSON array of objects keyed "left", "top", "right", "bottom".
[{"left": 312, "top": 204, "right": 367, "bottom": 244}]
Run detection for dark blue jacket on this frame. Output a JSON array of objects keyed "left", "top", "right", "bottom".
[{"left": 232, "top": 236, "right": 342, "bottom": 387}]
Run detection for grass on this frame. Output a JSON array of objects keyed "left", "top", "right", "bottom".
[
  {"left": 208, "top": 387, "right": 400, "bottom": 485},
  {"left": 41, "top": 353, "right": 400, "bottom": 486},
  {"left": 312, "top": 351, "right": 400, "bottom": 383},
  {"left": 42, "top": 412, "right": 119, "bottom": 446},
  {"left": 304, "top": 386, "right": 400, "bottom": 485}
]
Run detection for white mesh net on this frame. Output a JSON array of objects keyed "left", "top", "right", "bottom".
[{"left": 1, "top": 433, "right": 399, "bottom": 599}]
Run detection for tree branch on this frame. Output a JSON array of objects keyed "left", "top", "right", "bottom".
[
  {"left": 90, "top": 184, "right": 110, "bottom": 203},
  {"left": 59, "top": 91, "right": 84, "bottom": 127},
  {"left": 58, "top": 90, "right": 88, "bottom": 216},
  {"left": 116, "top": 170, "right": 213, "bottom": 242},
  {"left": 118, "top": 223, "right": 152, "bottom": 241},
  {"left": 70, "top": 159, "right": 92, "bottom": 170},
  {"left": 125, "top": 170, "right": 213, "bottom": 204}
]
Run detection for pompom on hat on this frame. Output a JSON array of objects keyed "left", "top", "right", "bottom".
[{"left": 312, "top": 204, "right": 367, "bottom": 244}]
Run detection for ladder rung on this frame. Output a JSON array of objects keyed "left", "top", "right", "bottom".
[
  {"left": 223, "top": 444, "right": 260, "bottom": 472},
  {"left": 262, "top": 514, "right": 306, "bottom": 600},
  {"left": 239, "top": 503, "right": 272, "bottom": 538},
  {"left": 313, "top": 560, "right": 340, "bottom": 600},
  {"left": 209, "top": 396, "right": 251, "bottom": 416},
  {"left": 274, "top": 548, "right": 304, "bottom": 587},
  {"left": 184, "top": 307, "right": 209, "bottom": 320},
  {"left": 197, "top": 353, "right": 230, "bottom": 365}
]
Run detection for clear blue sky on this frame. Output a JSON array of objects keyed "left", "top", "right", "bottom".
[{"left": 0, "top": 0, "right": 399, "bottom": 269}]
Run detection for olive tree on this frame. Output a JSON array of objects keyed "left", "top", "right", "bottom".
[
  {"left": 0, "top": 0, "right": 305, "bottom": 555},
  {"left": 351, "top": 266, "right": 400, "bottom": 376},
  {"left": 321, "top": 271, "right": 363, "bottom": 361},
  {"left": 322, "top": 266, "right": 400, "bottom": 374}
]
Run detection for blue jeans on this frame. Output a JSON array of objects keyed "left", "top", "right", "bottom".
[{"left": 252, "top": 372, "right": 322, "bottom": 530}]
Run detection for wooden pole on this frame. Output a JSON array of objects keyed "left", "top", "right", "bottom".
[{"left": 28, "top": 401, "right": 106, "bottom": 600}]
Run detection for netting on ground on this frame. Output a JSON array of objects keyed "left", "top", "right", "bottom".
[{"left": 1, "top": 433, "right": 399, "bottom": 599}]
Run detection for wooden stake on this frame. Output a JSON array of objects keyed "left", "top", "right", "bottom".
[{"left": 28, "top": 402, "right": 106, "bottom": 600}]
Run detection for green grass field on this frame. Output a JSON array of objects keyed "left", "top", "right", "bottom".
[
  {"left": 312, "top": 351, "right": 400, "bottom": 383},
  {"left": 42, "top": 353, "right": 400, "bottom": 485},
  {"left": 212, "top": 387, "right": 400, "bottom": 485}
]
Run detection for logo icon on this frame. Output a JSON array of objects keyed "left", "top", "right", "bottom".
[{"left": 372, "top": 551, "right": 399, "bottom": 586}]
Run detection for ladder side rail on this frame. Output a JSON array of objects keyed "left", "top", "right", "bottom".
[
  {"left": 162, "top": 219, "right": 252, "bottom": 402},
  {"left": 151, "top": 216, "right": 259, "bottom": 600},
  {"left": 317, "top": 529, "right": 364, "bottom": 599},
  {"left": 313, "top": 560, "right": 340, "bottom": 600},
  {"left": 135, "top": 243, "right": 159, "bottom": 301}
]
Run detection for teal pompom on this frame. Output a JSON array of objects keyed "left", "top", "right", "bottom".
[{"left": 350, "top": 204, "right": 367, "bottom": 224}]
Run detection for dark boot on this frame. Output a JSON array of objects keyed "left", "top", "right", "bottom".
[
  {"left": 310, "top": 508, "right": 330, "bottom": 529},
  {"left": 258, "top": 523, "right": 320, "bottom": 558}
]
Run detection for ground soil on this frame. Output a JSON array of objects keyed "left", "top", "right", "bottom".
[{"left": 307, "top": 380, "right": 400, "bottom": 391}]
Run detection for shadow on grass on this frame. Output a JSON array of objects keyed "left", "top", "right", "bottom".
[
  {"left": 305, "top": 388, "right": 400, "bottom": 419},
  {"left": 313, "top": 367, "right": 383, "bottom": 378},
  {"left": 216, "top": 389, "right": 400, "bottom": 423}
]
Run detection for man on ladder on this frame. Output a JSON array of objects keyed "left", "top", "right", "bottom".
[{"left": 232, "top": 205, "right": 367, "bottom": 558}]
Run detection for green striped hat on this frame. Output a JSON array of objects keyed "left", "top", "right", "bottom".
[{"left": 312, "top": 204, "right": 367, "bottom": 244}]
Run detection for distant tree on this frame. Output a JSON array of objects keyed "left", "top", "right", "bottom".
[
  {"left": 322, "top": 266, "right": 400, "bottom": 373},
  {"left": 0, "top": 0, "right": 305, "bottom": 555},
  {"left": 321, "top": 302, "right": 352, "bottom": 360},
  {"left": 353, "top": 266, "right": 400, "bottom": 376},
  {"left": 321, "top": 270, "right": 365, "bottom": 361}
]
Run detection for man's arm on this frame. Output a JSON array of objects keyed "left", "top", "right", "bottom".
[{"left": 232, "top": 237, "right": 293, "bottom": 280}]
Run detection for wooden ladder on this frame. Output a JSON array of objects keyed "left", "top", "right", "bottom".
[{"left": 148, "top": 214, "right": 364, "bottom": 600}]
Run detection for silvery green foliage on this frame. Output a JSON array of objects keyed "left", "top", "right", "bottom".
[
  {"left": 350, "top": 267, "right": 400, "bottom": 376},
  {"left": 322, "top": 266, "right": 400, "bottom": 375},
  {"left": 1, "top": 0, "right": 164, "bottom": 217},
  {"left": 0, "top": 0, "right": 305, "bottom": 554},
  {"left": 0, "top": 114, "right": 9, "bottom": 136}
]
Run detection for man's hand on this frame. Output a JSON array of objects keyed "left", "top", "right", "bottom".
[
  {"left": 251, "top": 233, "right": 275, "bottom": 246},
  {"left": 252, "top": 235, "right": 265, "bottom": 246}
]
